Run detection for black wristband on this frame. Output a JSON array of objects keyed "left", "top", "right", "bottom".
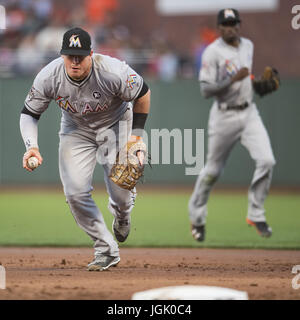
[{"left": 132, "top": 113, "right": 148, "bottom": 137}]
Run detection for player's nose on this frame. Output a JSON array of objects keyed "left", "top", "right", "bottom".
[{"left": 72, "top": 56, "right": 80, "bottom": 64}]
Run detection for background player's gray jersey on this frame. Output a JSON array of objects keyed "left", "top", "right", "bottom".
[
  {"left": 24, "top": 54, "right": 143, "bottom": 132},
  {"left": 199, "top": 37, "right": 253, "bottom": 107}
]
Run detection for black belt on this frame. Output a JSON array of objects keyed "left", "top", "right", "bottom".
[{"left": 226, "top": 102, "right": 249, "bottom": 110}]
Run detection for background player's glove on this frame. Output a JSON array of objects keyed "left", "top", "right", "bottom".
[
  {"left": 109, "top": 139, "right": 147, "bottom": 191},
  {"left": 253, "top": 66, "right": 280, "bottom": 97}
]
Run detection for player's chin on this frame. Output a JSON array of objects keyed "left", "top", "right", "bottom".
[
  {"left": 226, "top": 33, "right": 238, "bottom": 41},
  {"left": 69, "top": 69, "right": 81, "bottom": 79}
]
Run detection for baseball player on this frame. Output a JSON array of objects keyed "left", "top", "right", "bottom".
[
  {"left": 20, "top": 27, "right": 150, "bottom": 271},
  {"left": 189, "top": 9, "right": 279, "bottom": 241}
]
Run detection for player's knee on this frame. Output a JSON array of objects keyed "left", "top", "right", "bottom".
[
  {"left": 204, "top": 174, "right": 218, "bottom": 185},
  {"left": 65, "top": 192, "right": 91, "bottom": 204},
  {"left": 202, "top": 170, "right": 220, "bottom": 185},
  {"left": 257, "top": 157, "right": 276, "bottom": 170},
  {"left": 203, "top": 163, "right": 223, "bottom": 184}
]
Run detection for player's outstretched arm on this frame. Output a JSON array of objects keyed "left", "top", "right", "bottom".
[
  {"left": 20, "top": 112, "right": 43, "bottom": 172},
  {"left": 109, "top": 87, "right": 150, "bottom": 190},
  {"left": 130, "top": 87, "right": 151, "bottom": 165}
]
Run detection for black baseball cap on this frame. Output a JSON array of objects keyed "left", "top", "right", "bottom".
[
  {"left": 60, "top": 27, "right": 92, "bottom": 56},
  {"left": 217, "top": 8, "right": 241, "bottom": 25}
]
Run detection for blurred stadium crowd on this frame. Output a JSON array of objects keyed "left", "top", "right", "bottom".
[{"left": 0, "top": 0, "right": 218, "bottom": 80}]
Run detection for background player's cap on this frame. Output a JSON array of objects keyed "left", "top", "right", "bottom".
[
  {"left": 60, "top": 27, "right": 91, "bottom": 56},
  {"left": 217, "top": 8, "right": 241, "bottom": 25}
]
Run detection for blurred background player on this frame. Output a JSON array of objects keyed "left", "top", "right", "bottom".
[{"left": 189, "top": 8, "right": 276, "bottom": 241}]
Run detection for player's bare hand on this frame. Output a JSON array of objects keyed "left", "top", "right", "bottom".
[
  {"left": 231, "top": 67, "right": 249, "bottom": 83},
  {"left": 23, "top": 148, "right": 43, "bottom": 172},
  {"left": 128, "top": 135, "right": 145, "bottom": 166}
]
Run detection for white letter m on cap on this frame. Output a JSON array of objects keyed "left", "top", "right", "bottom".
[
  {"left": 69, "top": 34, "right": 82, "bottom": 48},
  {"left": 224, "top": 9, "right": 235, "bottom": 18}
]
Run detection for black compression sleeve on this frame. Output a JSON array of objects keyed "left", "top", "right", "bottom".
[
  {"left": 136, "top": 81, "right": 149, "bottom": 99},
  {"left": 132, "top": 113, "right": 148, "bottom": 137},
  {"left": 21, "top": 106, "right": 41, "bottom": 120},
  {"left": 132, "top": 113, "right": 148, "bottom": 130}
]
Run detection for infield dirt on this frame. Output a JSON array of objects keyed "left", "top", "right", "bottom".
[{"left": 0, "top": 247, "right": 299, "bottom": 300}]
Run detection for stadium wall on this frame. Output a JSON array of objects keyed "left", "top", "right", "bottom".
[{"left": 0, "top": 77, "right": 299, "bottom": 186}]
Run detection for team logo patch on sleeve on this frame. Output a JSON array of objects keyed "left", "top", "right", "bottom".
[
  {"left": 201, "top": 61, "right": 209, "bottom": 71},
  {"left": 28, "top": 86, "right": 36, "bottom": 101},
  {"left": 126, "top": 74, "right": 137, "bottom": 89}
]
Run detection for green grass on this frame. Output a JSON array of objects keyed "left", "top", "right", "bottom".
[{"left": 0, "top": 190, "right": 299, "bottom": 249}]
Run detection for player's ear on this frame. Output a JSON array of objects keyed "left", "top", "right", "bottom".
[{"left": 90, "top": 50, "right": 93, "bottom": 57}]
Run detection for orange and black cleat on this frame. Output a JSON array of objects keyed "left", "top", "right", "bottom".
[{"left": 246, "top": 218, "right": 272, "bottom": 238}]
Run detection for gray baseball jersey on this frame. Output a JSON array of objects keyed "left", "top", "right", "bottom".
[
  {"left": 22, "top": 53, "right": 144, "bottom": 258},
  {"left": 199, "top": 37, "right": 253, "bottom": 107},
  {"left": 189, "top": 36, "right": 275, "bottom": 229},
  {"left": 24, "top": 53, "right": 143, "bottom": 132}
]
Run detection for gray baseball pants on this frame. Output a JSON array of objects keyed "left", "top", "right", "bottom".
[
  {"left": 189, "top": 102, "right": 276, "bottom": 226},
  {"left": 59, "top": 109, "right": 135, "bottom": 258}
]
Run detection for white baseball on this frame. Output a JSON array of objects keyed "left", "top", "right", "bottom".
[{"left": 27, "top": 156, "right": 39, "bottom": 170}]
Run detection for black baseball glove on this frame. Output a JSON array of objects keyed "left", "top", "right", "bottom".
[{"left": 253, "top": 66, "right": 280, "bottom": 97}]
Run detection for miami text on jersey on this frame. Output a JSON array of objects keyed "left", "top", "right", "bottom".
[{"left": 55, "top": 96, "right": 108, "bottom": 114}]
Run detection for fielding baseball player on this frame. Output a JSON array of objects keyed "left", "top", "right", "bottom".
[
  {"left": 189, "top": 9, "right": 280, "bottom": 241},
  {"left": 20, "top": 27, "right": 150, "bottom": 271}
]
